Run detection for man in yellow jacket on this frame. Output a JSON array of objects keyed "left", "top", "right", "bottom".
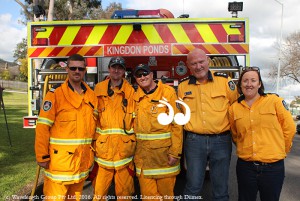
[
  {"left": 178, "top": 48, "right": 238, "bottom": 200},
  {"left": 93, "top": 57, "right": 136, "bottom": 201},
  {"left": 133, "top": 64, "right": 183, "bottom": 201},
  {"left": 35, "top": 54, "right": 98, "bottom": 201}
]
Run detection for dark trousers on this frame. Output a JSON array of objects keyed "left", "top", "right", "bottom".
[{"left": 236, "top": 158, "right": 285, "bottom": 201}]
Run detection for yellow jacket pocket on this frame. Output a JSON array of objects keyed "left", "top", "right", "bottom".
[
  {"left": 119, "top": 135, "right": 136, "bottom": 158},
  {"left": 49, "top": 146, "right": 78, "bottom": 172},
  {"left": 95, "top": 135, "right": 109, "bottom": 159}
]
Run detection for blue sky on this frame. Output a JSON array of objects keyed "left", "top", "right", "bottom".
[
  {"left": 2, "top": 0, "right": 23, "bottom": 19},
  {"left": 1, "top": 0, "right": 300, "bottom": 98}
]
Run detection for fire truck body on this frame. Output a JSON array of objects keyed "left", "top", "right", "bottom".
[{"left": 24, "top": 9, "right": 249, "bottom": 128}]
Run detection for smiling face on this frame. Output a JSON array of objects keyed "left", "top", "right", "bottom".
[
  {"left": 134, "top": 70, "right": 156, "bottom": 93},
  {"left": 187, "top": 48, "right": 209, "bottom": 83},
  {"left": 240, "top": 70, "right": 261, "bottom": 100}
]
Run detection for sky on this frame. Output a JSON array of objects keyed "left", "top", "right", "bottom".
[{"left": 1, "top": 0, "right": 300, "bottom": 100}]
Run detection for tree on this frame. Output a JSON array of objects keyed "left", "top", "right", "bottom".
[
  {"left": 18, "top": 58, "right": 28, "bottom": 81},
  {"left": 1, "top": 70, "right": 11, "bottom": 80},
  {"left": 13, "top": 38, "right": 27, "bottom": 61},
  {"left": 12, "top": 37, "right": 27, "bottom": 81},
  {"left": 269, "top": 31, "right": 300, "bottom": 83},
  {"left": 99, "top": 2, "right": 122, "bottom": 19},
  {"left": 15, "top": 0, "right": 103, "bottom": 22}
]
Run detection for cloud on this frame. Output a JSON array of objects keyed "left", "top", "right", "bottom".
[
  {"left": 279, "top": 84, "right": 300, "bottom": 100},
  {"left": 0, "top": 13, "right": 27, "bottom": 62}
]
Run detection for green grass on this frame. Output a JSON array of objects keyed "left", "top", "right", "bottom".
[{"left": 0, "top": 91, "right": 37, "bottom": 200}]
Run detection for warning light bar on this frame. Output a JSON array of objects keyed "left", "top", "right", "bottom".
[{"left": 111, "top": 9, "right": 163, "bottom": 19}]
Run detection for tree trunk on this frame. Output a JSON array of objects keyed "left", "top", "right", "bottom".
[{"left": 48, "top": 0, "right": 54, "bottom": 21}]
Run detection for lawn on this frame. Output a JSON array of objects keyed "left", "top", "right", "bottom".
[{"left": 0, "top": 91, "right": 37, "bottom": 200}]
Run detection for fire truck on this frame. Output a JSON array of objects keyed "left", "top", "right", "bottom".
[{"left": 23, "top": 8, "right": 249, "bottom": 128}]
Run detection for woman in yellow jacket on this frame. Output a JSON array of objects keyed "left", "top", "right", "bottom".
[
  {"left": 133, "top": 64, "right": 183, "bottom": 201},
  {"left": 35, "top": 54, "right": 98, "bottom": 201},
  {"left": 228, "top": 67, "right": 295, "bottom": 201}
]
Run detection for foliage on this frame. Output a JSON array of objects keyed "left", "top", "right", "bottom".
[
  {"left": 1, "top": 70, "right": 11, "bottom": 80},
  {"left": 16, "top": 0, "right": 103, "bottom": 22},
  {"left": 99, "top": 2, "right": 122, "bottom": 19},
  {"left": 0, "top": 92, "right": 36, "bottom": 199},
  {"left": 18, "top": 58, "right": 28, "bottom": 81},
  {"left": 15, "top": 0, "right": 124, "bottom": 22},
  {"left": 13, "top": 38, "right": 27, "bottom": 61},
  {"left": 269, "top": 31, "right": 300, "bottom": 83},
  {"left": 12, "top": 38, "right": 28, "bottom": 81},
  {"left": 290, "top": 96, "right": 300, "bottom": 107}
]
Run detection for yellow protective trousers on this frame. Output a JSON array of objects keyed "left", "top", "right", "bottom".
[
  {"left": 138, "top": 172, "right": 176, "bottom": 201},
  {"left": 43, "top": 177, "right": 85, "bottom": 201},
  {"left": 92, "top": 162, "right": 135, "bottom": 201}
]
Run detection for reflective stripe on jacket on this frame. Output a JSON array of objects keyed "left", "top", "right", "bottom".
[
  {"left": 94, "top": 78, "right": 136, "bottom": 170},
  {"left": 133, "top": 81, "right": 183, "bottom": 178},
  {"left": 136, "top": 132, "right": 171, "bottom": 140},
  {"left": 35, "top": 79, "right": 98, "bottom": 183},
  {"left": 49, "top": 137, "right": 93, "bottom": 145},
  {"left": 96, "top": 127, "right": 134, "bottom": 135}
]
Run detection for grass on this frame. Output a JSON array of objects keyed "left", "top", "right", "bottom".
[{"left": 0, "top": 91, "right": 37, "bottom": 200}]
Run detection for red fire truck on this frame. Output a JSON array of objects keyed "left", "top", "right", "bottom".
[{"left": 23, "top": 8, "right": 249, "bottom": 128}]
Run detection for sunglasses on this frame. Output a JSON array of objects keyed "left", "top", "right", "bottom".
[
  {"left": 135, "top": 71, "right": 150, "bottom": 78},
  {"left": 242, "top": 67, "right": 260, "bottom": 72},
  {"left": 68, "top": 66, "right": 86, "bottom": 72}
]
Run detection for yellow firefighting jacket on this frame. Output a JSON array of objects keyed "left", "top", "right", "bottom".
[
  {"left": 94, "top": 78, "right": 136, "bottom": 170},
  {"left": 133, "top": 81, "right": 183, "bottom": 178},
  {"left": 177, "top": 71, "right": 238, "bottom": 134},
  {"left": 35, "top": 79, "right": 98, "bottom": 183},
  {"left": 229, "top": 94, "right": 296, "bottom": 163}
]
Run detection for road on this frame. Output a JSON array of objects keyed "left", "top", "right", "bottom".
[{"left": 25, "top": 134, "right": 300, "bottom": 201}]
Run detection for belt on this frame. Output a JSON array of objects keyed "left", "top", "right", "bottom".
[
  {"left": 187, "top": 130, "right": 230, "bottom": 137},
  {"left": 238, "top": 158, "right": 283, "bottom": 166}
]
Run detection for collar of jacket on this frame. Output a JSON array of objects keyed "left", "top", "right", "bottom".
[
  {"left": 238, "top": 93, "right": 267, "bottom": 103},
  {"left": 134, "top": 81, "right": 162, "bottom": 102},
  {"left": 62, "top": 78, "right": 91, "bottom": 108},
  {"left": 68, "top": 80, "right": 87, "bottom": 93},
  {"left": 142, "top": 83, "right": 158, "bottom": 95},
  {"left": 108, "top": 79, "right": 123, "bottom": 91},
  {"left": 188, "top": 70, "right": 213, "bottom": 84},
  {"left": 95, "top": 78, "right": 126, "bottom": 96}
]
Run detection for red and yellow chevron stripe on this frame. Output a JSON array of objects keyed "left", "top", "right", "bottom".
[
  {"left": 28, "top": 19, "right": 249, "bottom": 58},
  {"left": 173, "top": 44, "right": 249, "bottom": 55}
]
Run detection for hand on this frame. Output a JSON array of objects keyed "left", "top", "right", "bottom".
[
  {"left": 168, "top": 155, "right": 178, "bottom": 166},
  {"left": 37, "top": 161, "right": 49, "bottom": 169}
]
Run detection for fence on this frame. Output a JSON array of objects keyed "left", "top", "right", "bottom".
[{"left": 0, "top": 80, "right": 27, "bottom": 91}]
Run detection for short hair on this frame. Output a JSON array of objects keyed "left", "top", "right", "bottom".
[
  {"left": 237, "top": 67, "right": 265, "bottom": 95},
  {"left": 67, "top": 54, "right": 86, "bottom": 66}
]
